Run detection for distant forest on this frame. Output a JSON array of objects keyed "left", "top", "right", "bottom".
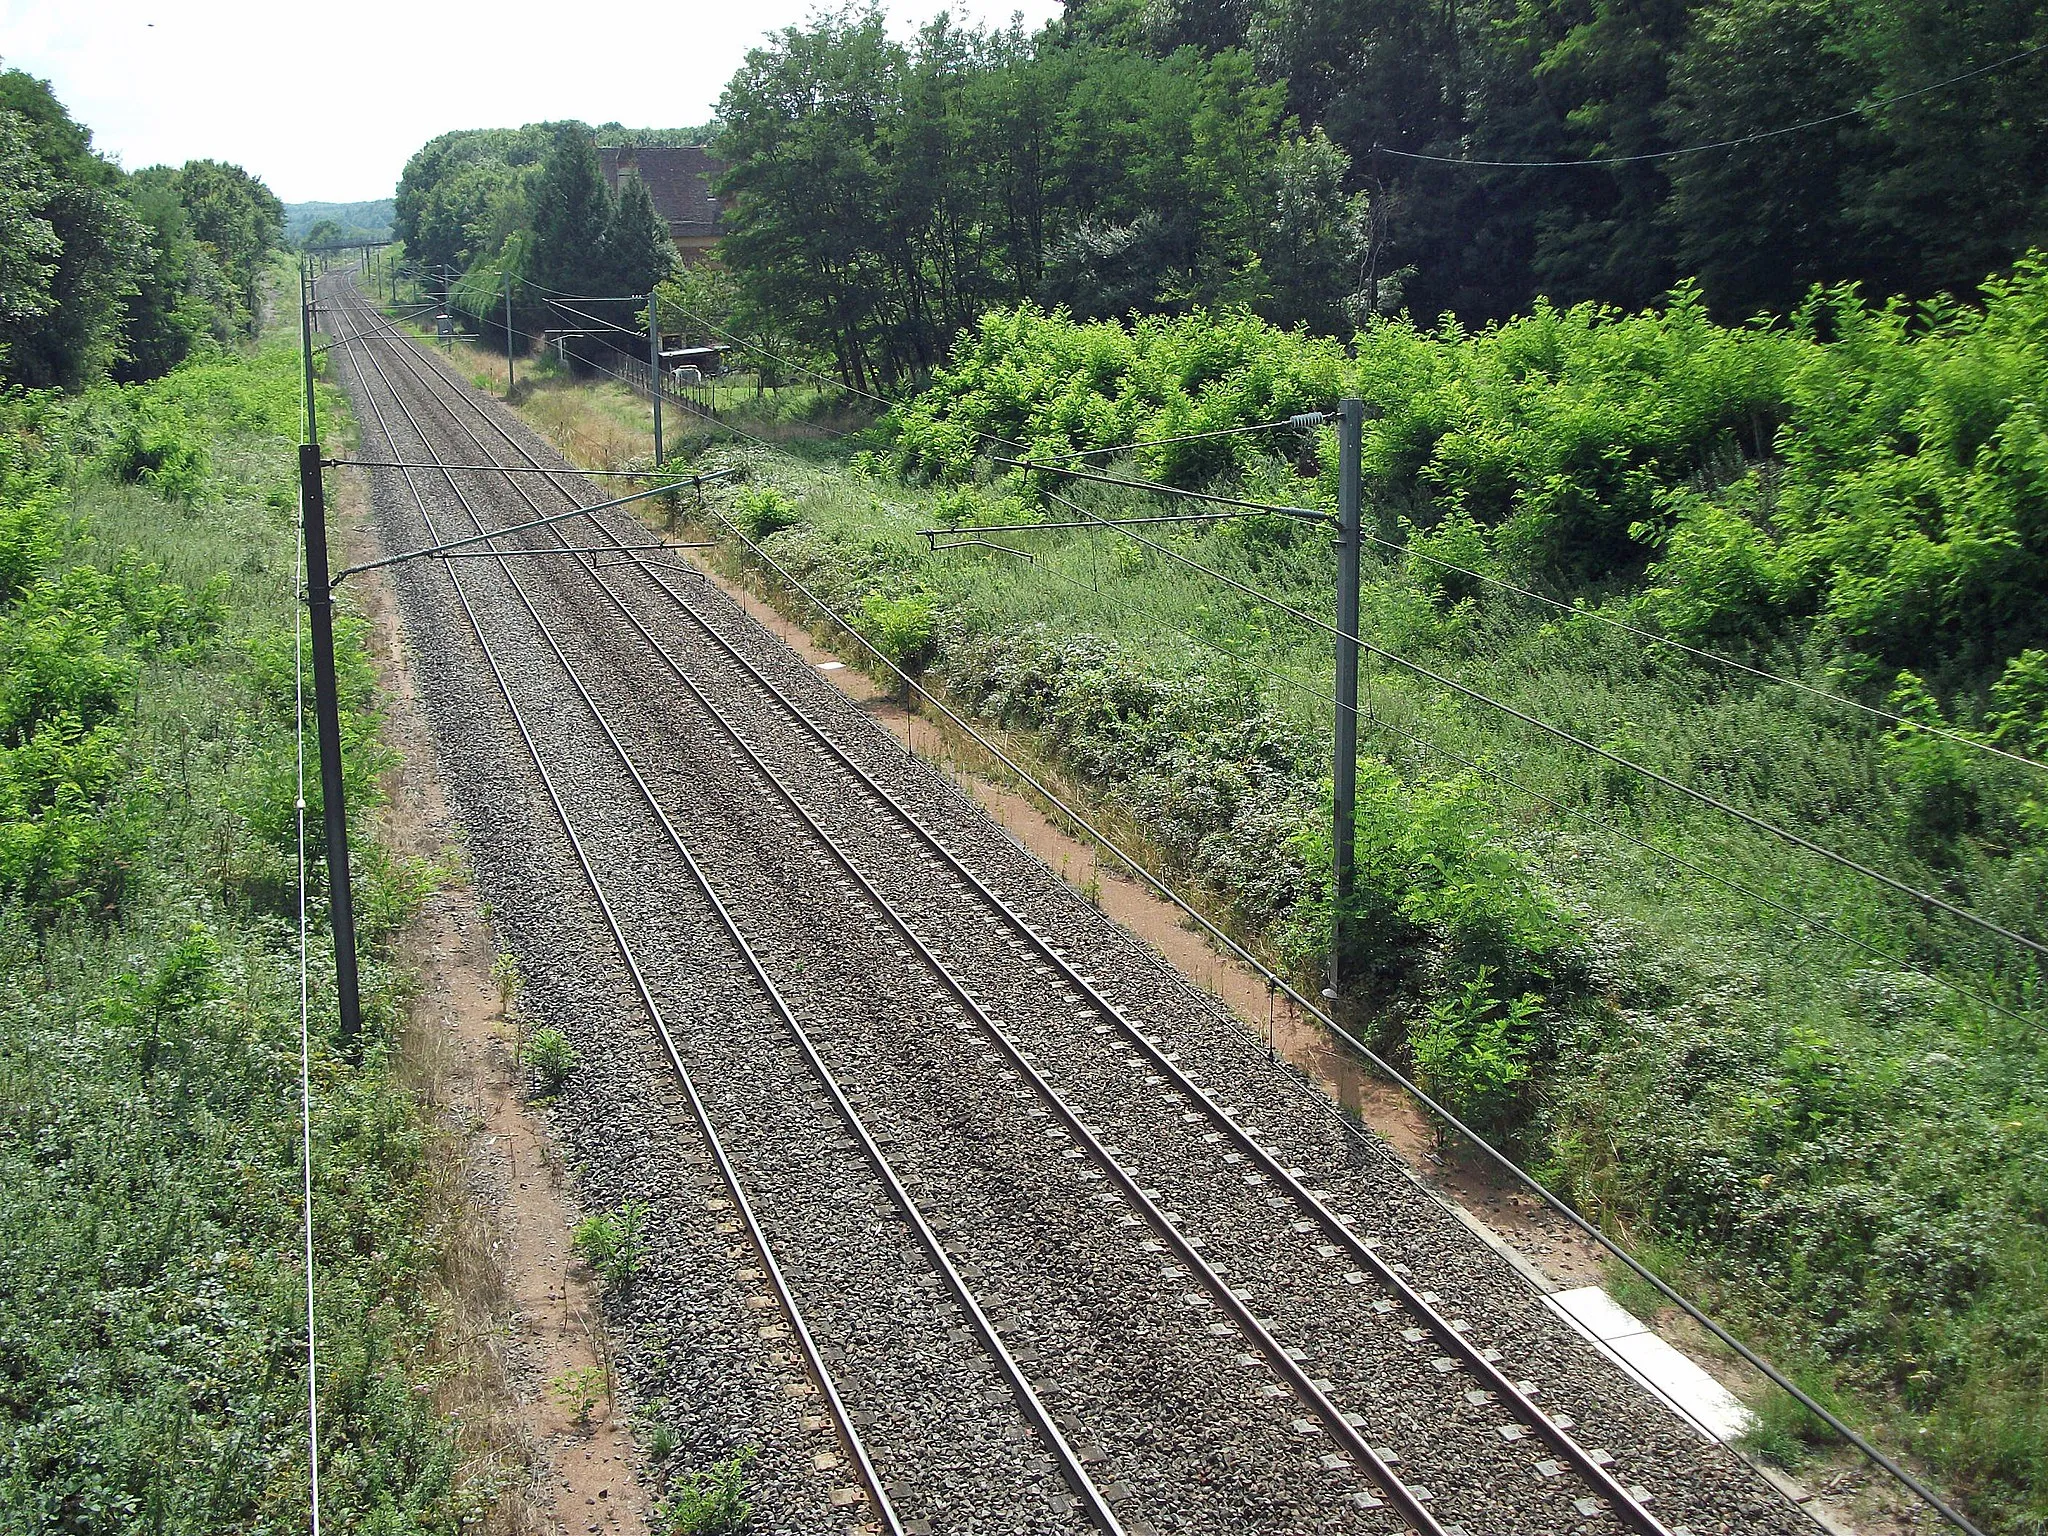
[
  {"left": 699, "top": 0, "right": 2048, "bottom": 387},
  {"left": 1, "top": 69, "right": 283, "bottom": 388},
  {"left": 284, "top": 199, "right": 393, "bottom": 247},
  {"left": 390, "top": 1, "right": 2047, "bottom": 392}
]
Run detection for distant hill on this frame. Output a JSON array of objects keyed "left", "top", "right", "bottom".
[{"left": 284, "top": 199, "right": 394, "bottom": 246}]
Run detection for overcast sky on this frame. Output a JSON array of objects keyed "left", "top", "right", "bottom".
[{"left": 0, "top": 0, "right": 1065, "bottom": 204}]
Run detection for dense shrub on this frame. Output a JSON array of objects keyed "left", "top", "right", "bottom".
[
  {"left": 1, "top": 320, "right": 465, "bottom": 1533},
  {"left": 893, "top": 258, "right": 2048, "bottom": 703}
]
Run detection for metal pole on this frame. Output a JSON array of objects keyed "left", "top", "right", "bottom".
[
  {"left": 505, "top": 272, "right": 516, "bottom": 396},
  {"left": 296, "top": 275, "right": 363, "bottom": 1048},
  {"left": 648, "top": 295, "right": 664, "bottom": 465},
  {"left": 1330, "top": 397, "right": 1364, "bottom": 998},
  {"left": 299, "top": 262, "right": 318, "bottom": 445}
]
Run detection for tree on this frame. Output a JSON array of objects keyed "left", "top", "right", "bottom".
[
  {"left": 602, "top": 174, "right": 678, "bottom": 301},
  {"left": 0, "top": 70, "right": 145, "bottom": 389},
  {"left": 529, "top": 122, "right": 613, "bottom": 297},
  {"left": 300, "top": 218, "right": 346, "bottom": 251},
  {"left": 1663, "top": 0, "right": 1883, "bottom": 317},
  {"left": 116, "top": 167, "right": 220, "bottom": 382},
  {"left": 714, "top": 9, "right": 901, "bottom": 390},
  {"left": 1257, "top": 129, "right": 1369, "bottom": 332},
  {"left": 173, "top": 159, "right": 283, "bottom": 331},
  {"left": 0, "top": 111, "right": 59, "bottom": 332}
]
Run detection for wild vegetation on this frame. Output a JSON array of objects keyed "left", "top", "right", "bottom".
[
  {"left": 0, "top": 284, "right": 496, "bottom": 1527},
  {"left": 375, "top": 2, "right": 2048, "bottom": 1524},
  {"left": 0, "top": 70, "right": 283, "bottom": 390}
]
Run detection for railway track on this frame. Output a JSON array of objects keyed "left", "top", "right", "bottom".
[{"left": 321, "top": 274, "right": 1809, "bottom": 1536}]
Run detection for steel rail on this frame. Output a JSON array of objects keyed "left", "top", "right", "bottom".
[
  {"left": 322, "top": 285, "right": 910, "bottom": 1536},
  {"left": 329, "top": 282, "right": 1123, "bottom": 1534},
  {"left": 583, "top": 416, "right": 1981, "bottom": 1536},
  {"left": 565, "top": 525, "right": 1673, "bottom": 1536},
  {"left": 693, "top": 479, "right": 1989, "bottom": 1536},
  {"left": 343, "top": 278, "right": 1670, "bottom": 1535},
  {"left": 537, "top": 544, "right": 1448, "bottom": 1536},
  {"left": 367, "top": 307, "right": 1436, "bottom": 1522}
]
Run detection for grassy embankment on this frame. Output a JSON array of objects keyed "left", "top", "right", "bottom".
[
  {"left": 0, "top": 272, "right": 517, "bottom": 1531},
  {"left": 394, "top": 269, "right": 2046, "bottom": 1529}
]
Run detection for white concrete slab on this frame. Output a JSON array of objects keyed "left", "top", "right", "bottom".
[
  {"left": 1551, "top": 1284, "right": 1646, "bottom": 1342},
  {"left": 1544, "top": 1285, "right": 1755, "bottom": 1444},
  {"left": 1606, "top": 1327, "right": 1755, "bottom": 1443}
]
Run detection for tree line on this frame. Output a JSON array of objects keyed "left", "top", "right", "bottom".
[
  {"left": 393, "top": 121, "right": 682, "bottom": 355},
  {"left": 700, "top": 0, "right": 2047, "bottom": 390},
  {"left": 0, "top": 70, "right": 283, "bottom": 390}
]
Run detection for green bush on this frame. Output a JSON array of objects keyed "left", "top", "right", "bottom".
[
  {"left": 103, "top": 403, "right": 212, "bottom": 507},
  {"left": 571, "top": 1201, "right": 649, "bottom": 1295},
  {"left": 731, "top": 486, "right": 801, "bottom": 539},
  {"left": 0, "top": 322, "right": 463, "bottom": 1534},
  {"left": 1402, "top": 507, "right": 1498, "bottom": 609},
  {"left": 659, "top": 1449, "right": 753, "bottom": 1536},
  {"left": 857, "top": 591, "right": 936, "bottom": 667},
  {"left": 1407, "top": 969, "right": 1541, "bottom": 1135},
  {"left": 520, "top": 1025, "right": 578, "bottom": 1094},
  {"left": 895, "top": 258, "right": 2048, "bottom": 691}
]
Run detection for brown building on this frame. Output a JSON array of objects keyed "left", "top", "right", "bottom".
[{"left": 598, "top": 145, "right": 726, "bottom": 265}]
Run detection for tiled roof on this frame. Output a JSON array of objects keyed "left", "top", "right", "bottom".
[{"left": 598, "top": 146, "right": 725, "bottom": 240}]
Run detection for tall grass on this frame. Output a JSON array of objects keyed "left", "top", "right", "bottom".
[{"left": 0, "top": 297, "right": 476, "bottom": 1530}]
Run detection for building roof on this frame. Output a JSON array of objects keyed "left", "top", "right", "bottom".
[{"left": 598, "top": 145, "right": 726, "bottom": 241}]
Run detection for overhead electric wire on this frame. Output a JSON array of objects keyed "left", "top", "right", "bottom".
[
  {"left": 361, "top": 272, "right": 1978, "bottom": 1530},
  {"left": 999, "top": 455, "right": 1335, "bottom": 523},
  {"left": 1020, "top": 487, "right": 2029, "bottom": 1028},
  {"left": 535, "top": 294, "right": 2048, "bottom": 962},
  {"left": 1027, "top": 482, "right": 2048, "bottom": 965},
  {"left": 649, "top": 288, "right": 924, "bottom": 420},
  {"left": 1378, "top": 37, "right": 2048, "bottom": 168},
  {"left": 1033, "top": 415, "right": 1329, "bottom": 462},
  {"left": 1012, "top": 451, "right": 2048, "bottom": 772},
  {"left": 689, "top": 478, "right": 1987, "bottom": 1536}
]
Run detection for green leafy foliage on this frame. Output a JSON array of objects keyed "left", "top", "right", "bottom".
[
  {"left": 571, "top": 1202, "right": 649, "bottom": 1296},
  {"left": 707, "top": 242, "right": 2048, "bottom": 1522},
  {"left": 520, "top": 1025, "right": 578, "bottom": 1095},
  {"left": 659, "top": 1449, "right": 753, "bottom": 1536},
  {"left": 1408, "top": 970, "right": 1542, "bottom": 1135},
  {"left": 731, "top": 486, "right": 800, "bottom": 539},
  {"left": 0, "top": 71, "right": 280, "bottom": 389},
  {"left": 857, "top": 591, "right": 936, "bottom": 667},
  {"left": 0, "top": 319, "right": 463, "bottom": 1531}
]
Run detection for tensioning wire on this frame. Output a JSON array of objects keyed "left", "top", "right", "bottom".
[
  {"left": 1026, "top": 479, "right": 2048, "bottom": 966},
  {"left": 690, "top": 492, "right": 1987, "bottom": 1536},
  {"left": 1027, "top": 488, "right": 2033, "bottom": 1029},
  {"left": 1011, "top": 453, "right": 2047, "bottom": 773}
]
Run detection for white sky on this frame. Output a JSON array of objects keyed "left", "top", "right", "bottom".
[{"left": 0, "top": 0, "right": 1065, "bottom": 204}]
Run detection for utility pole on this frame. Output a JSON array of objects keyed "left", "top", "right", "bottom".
[
  {"left": 296, "top": 264, "right": 364, "bottom": 1049},
  {"left": 505, "top": 271, "right": 516, "bottom": 396},
  {"left": 647, "top": 295, "right": 664, "bottom": 465},
  {"left": 1329, "top": 397, "right": 1364, "bottom": 1000}
]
